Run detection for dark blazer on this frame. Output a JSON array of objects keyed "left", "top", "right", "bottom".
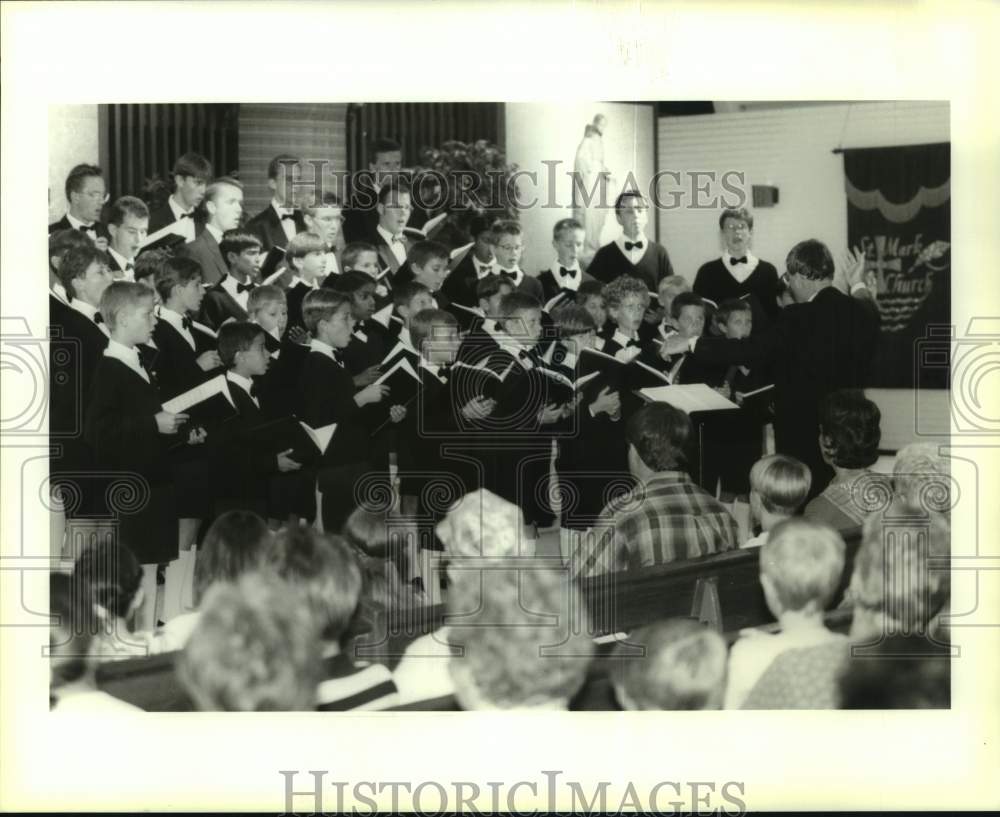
[
  {"left": 374, "top": 231, "right": 412, "bottom": 277},
  {"left": 246, "top": 204, "right": 307, "bottom": 252},
  {"left": 297, "top": 350, "right": 369, "bottom": 466},
  {"left": 441, "top": 253, "right": 483, "bottom": 307},
  {"left": 199, "top": 278, "right": 249, "bottom": 330},
  {"left": 283, "top": 282, "right": 314, "bottom": 340},
  {"left": 151, "top": 317, "right": 219, "bottom": 401},
  {"left": 147, "top": 202, "right": 203, "bottom": 237},
  {"left": 179, "top": 228, "right": 229, "bottom": 286},
  {"left": 538, "top": 267, "right": 596, "bottom": 304},
  {"left": 690, "top": 286, "right": 880, "bottom": 490},
  {"left": 47, "top": 216, "right": 110, "bottom": 242}
]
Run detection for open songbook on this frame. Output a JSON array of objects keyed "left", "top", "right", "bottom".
[
  {"left": 449, "top": 241, "right": 474, "bottom": 261},
  {"left": 577, "top": 346, "right": 674, "bottom": 396},
  {"left": 139, "top": 221, "right": 189, "bottom": 254},
  {"left": 535, "top": 366, "right": 600, "bottom": 405},
  {"left": 161, "top": 375, "right": 237, "bottom": 426},
  {"left": 370, "top": 356, "right": 423, "bottom": 432},
  {"left": 451, "top": 358, "right": 516, "bottom": 400},
  {"left": 241, "top": 417, "right": 337, "bottom": 465},
  {"left": 638, "top": 383, "right": 738, "bottom": 413},
  {"left": 402, "top": 211, "right": 448, "bottom": 240}
]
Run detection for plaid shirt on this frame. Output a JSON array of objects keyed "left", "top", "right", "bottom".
[{"left": 571, "top": 471, "right": 740, "bottom": 578}]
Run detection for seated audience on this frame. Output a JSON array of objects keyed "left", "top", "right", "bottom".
[
  {"left": 177, "top": 572, "right": 321, "bottom": 711},
  {"left": 803, "top": 389, "right": 883, "bottom": 533},
  {"left": 744, "top": 454, "right": 812, "bottom": 548},
  {"left": 724, "top": 518, "right": 847, "bottom": 708},
  {"left": 889, "top": 441, "right": 952, "bottom": 519},
  {"left": 571, "top": 402, "right": 739, "bottom": 578},
  {"left": 266, "top": 526, "right": 400, "bottom": 711},
  {"left": 610, "top": 619, "right": 728, "bottom": 710}
]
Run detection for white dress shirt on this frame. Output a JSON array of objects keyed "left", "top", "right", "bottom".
[
  {"left": 474, "top": 257, "right": 496, "bottom": 279},
  {"left": 309, "top": 337, "right": 340, "bottom": 365},
  {"left": 323, "top": 249, "right": 340, "bottom": 277},
  {"left": 614, "top": 233, "right": 649, "bottom": 265},
  {"left": 51, "top": 282, "right": 69, "bottom": 304},
  {"left": 419, "top": 358, "right": 448, "bottom": 383},
  {"left": 377, "top": 224, "right": 408, "bottom": 266},
  {"left": 69, "top": 298, "right": 109, "bottom": 336},
  {"left": 288, "top": 275, "right": 320, "bottom": 291},
  {"left": 168, "top": 196, "right": 197, "bottom": 243},
  {"left": 225, "top": 370, "right": 259, "bottom": 408},
  {"left": 205, "top": 223, "right": 224, "bottom": 244},
  {"left": 550, "top": 260, "right": 582, "bottom": 291},
  {"left": 722, "top": 250, "right": 759, "bottom": 284},
  {"left": 498, "top": 266, "right": 524, "bottom": 287},
  {"left": 103, "top": 338, "right": 149, "bottom": 383},
  {"left": 220, "top": 275, "right": 252, "bottom": 310},
  {"left": 108, "top": 247, "right": 135, "bottom": 280},
  {"left": 66, "top": 213, "right": 98, "bottom": 234},
  {"left": 158, "top": 306, "right": 196, "bottom": 350},
  {"left": 272, "top": 198, "right": 298, "bottom": 243}
]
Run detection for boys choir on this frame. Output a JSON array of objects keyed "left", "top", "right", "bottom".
[{"left": 47, "top": 143, "right": 949, "bottom": 712}]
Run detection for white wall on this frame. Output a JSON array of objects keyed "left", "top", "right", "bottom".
[
  {"left": 656, "top": 101, "right": 951, "bottom": 448},
  {"left": 48, "top": 105, "right": 100, "bottom": 224},
  {"left": 505, "top": 102, "right": 655, "bottom": 274}
]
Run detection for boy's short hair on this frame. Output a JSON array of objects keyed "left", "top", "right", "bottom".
[
  {"left": 614, "top": 190, "right": 647, "bottom": 214},
  {"left": 341, "top": 241, "right": 378, "bottom": 270},
  {"left": 626, "top": 402, "right": 691, "bottom": 472},
  {"left": 266, "top": 527, "right": 363, "bottom": 644},
  {"left": 193, "top": 510, "right": 270, "bottom": 605},
  {"left": 377, "top": 179, "right": 411, "bottom": 206},
  {"left": 49, "top": 228, "right": 93, "bottom": 269},
  {"left": 267, "top": 154, "right": 299, "bottom": 180},
  {"left": 133, "top": 248, "right": 171, "bottom": 284},
  {"left": 285, "top": 231, "right": 325, "bottom": 260},
  {"left": 467, "top": 213, "right": 493, "bottom": 239},
  {"left": 552, "top": 217, "right": 584, "bottom": 240},
  {"left": 219, "top": 230, "right": 262, "bottom": 263},
  {"left": 217, "top": 321, "right": 266, "bottom": 369},
  {"left": 99, "top": 281, "right": 154, "bottom": 331},
  {"left": 818, "top": 389, "right": 881, "bottom": 469},
  {"left": 670, "top": 290, "right": 707, "bottom": 320},
  {"left": 657, "top": 274, "right": 690, "bottom": 298},
  {"left": 602, "top": 275, "right": 651, "bottom": 309},
  {"left": 408, "top": 239, "right": 449, "bottom": 269},
  {"left": 719, "top": 207, "right": 754, "bottom": 231},
  {"left": 178, "top": 573, "right": 321, "bottom": 711},
  {"left": 612, "top": 619, "right": 728, "bottom": 710},
  {"left": 392, "top": 280, "right": 430, "bottom": 309},
  {"left": 247, "top": 283, "right": 286, "bottom": 314},
  {"left": 71, "top": 540, "right": 143, "bottom": 621},
  {"left": 786, "top": 239, "right": 834, "bottom": 281},
  {"left": 499, "top": 291, "right": 541, "bottom": 318},
  {"left": 714, "top": 297, "right": 752, "bottom": 326},
  {"left": 892, "top": 442, "right": 951, "bottom": 515},
  {"left": 551, "top": 303, "right": 596, "bottom": 337},
  {"left": 58, "top": 244, "right": 107, "bottom": 299},
  {"left": 107, "top": 195, "right": 150, "bottom": 226},
  {"left": 476, "top": 272, "right": 513, "bottom": 301},
  {"left": 409, "top": 307, "right": 457, "bottom": 352},
  {"left": 578, "top": 279, "right": 605, "bottom": 300},
  {"left": 369, "top": 137, "right": 401, "bottom": 158},
  {"left": 64, "top": 163, "right": 103, "bottom": 200},
  {"left": 204, "top": 176, "right": 244, "bottom": 203},
  {"left": 328, "top": 270, "right": 375, "bottom": 296},
  {"left": 489, "top": 219, "right": 521, "bottom": 242},
  {"left": 302, "top": 191, "right": 342, "bottom": 217},
  {"left": 302, "top": 288, "right": 350, "bottom": 335},
  {"left": 173, "top": 152, "right": 213, "bottom": 180},
  {"left": 749, "top": 454, "right": 812, "bottom": 515},
  {"left": 154, "top": 255, "right": 203, "bottom": 303},
  {"left": 761, "top": 518, "right": 846, "bottom": 612}
]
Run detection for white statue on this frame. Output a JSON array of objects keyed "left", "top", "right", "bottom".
[{"left": 573, "top": 114, "right": 610, "bottom": 262}]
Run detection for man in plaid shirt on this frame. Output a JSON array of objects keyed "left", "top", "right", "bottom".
[{"left": 572, "top": 402, "right": 740, "bottom": 578}]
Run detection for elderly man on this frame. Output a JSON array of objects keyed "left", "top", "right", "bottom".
[
  {"left": 660, "top": 240, "right": 879, "bottom": 495},
  {"left": 571, "top": 402, "right": 740, "bottom": 579}
]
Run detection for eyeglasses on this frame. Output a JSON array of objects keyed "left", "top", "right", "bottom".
[
  {"left": 723, "top": 223, "right": 749, "bottom": 233},
  {"left": 497, "top": 244, "right": 522, "bottom": 252}
]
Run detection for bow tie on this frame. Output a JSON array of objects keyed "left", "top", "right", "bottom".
[
  {"left": 79, "top": 224, "right": 97, "bottom": 234},
  {"left": 391, "top": 234, "right": 405, "bottom": 244},
  {"left": 729, "top": 256, "right": 748, "bottom": 265},
  {"left": 125, "top": 262, "right": 134, "bottom": 272},
  {"left": 626, "top": 338, "right": 642, "bottom": 348},
  {"left": 93, "top": 312, "right": 104, "bottom": 325},
  {"left": 236, "top": 281, "right": 256, "bottom": 294},
  {"left": 178, "top": 212, "right": 192, "bottom": 220},
  {"left": 181, "top": 316, "right": 193, "bottom": 330},
  {"left": 279, "top": 211, "right": 295, "bottom": 221},
  {"left": 624, "top": 241, "right": 644, "bottom": 251},
  {"left": 558, "top": 266, "right": 578, "bottom": 278}
]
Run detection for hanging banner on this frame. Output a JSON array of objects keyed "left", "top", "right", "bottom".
[{"left": 844, "top": 142, "right": 950, "bottom": 388}]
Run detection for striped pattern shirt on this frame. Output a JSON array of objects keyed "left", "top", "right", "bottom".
[
  {"left": 316, "top": 652, "right": 400, "bottom": 711},
  {"left": 571, "top": 471, "right": 740, "bottom": 578}
]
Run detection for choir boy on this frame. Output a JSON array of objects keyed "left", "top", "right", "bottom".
[
  {"left": 152, "top": 256, "right": 222, "bottom": 400},
  {"left": 147, "top": 152, "right": 213, "bottom": 237},
  {"left": 588, "top": 191, "right": 673, "bottom": 291},
  {"left": 247, "top": 154, "right": 307, "bottom": 251},
  {"left": 341, "top": 240, "right": 391, "bottom": 306},
  {"left": 247, "top": 284, "right": 304, "bottom": 418},
  {"left": 577, "top": 279, "right": 607, "bottom": 331},
  {"left": 652, "top": 274, "right": 691, "bottom": 340},
  {"left": 538, "top": 217, "right": 594, "bottom": 303},
  {"left": 327, "top": 271, "right": 386, "bottom": 384},
  {"left": 389, "top": 281, "right": 436, "bottom": 363},
  {"left": 105, "top": 196, "right": 150, "bottom": 280},
  {"left": 199, "top": 230, "right": 263, "bottom": 329},
  {"left": 297, "top": 289, "right": 392, "bottom": 530},
  {"left": 441, "top": 213, "right": 496, "bottom": 307},
  {"left": 84, "top": 282, "right": 188, "bottom": 630},
  {"left": 48, "top": 164, "right": 110, "bottom": 247},
  {"left": 180, "top": 176, "right": 244, "bottom": 285},
  {"left": 343, "top": 137, "right": 404, "bottom": 244},
  {"left": 301, "top": 192, "right": 344, "bottom": 278},
  {"left": 599, "top": 275, "right": 650, "bottom": 359},
  {"left": 48, "top": 228, "right": 91, "bottom": 305},
  {"left": 393, "top": 239, "right": 451, "bottom": 308},
  {"left": 132, "top": 248, "right": 169, "bottom": 304},
  {"left": 373, "top": 180, "right": 414, "bottom": 276},
  {"left": 660, "top": 291, "right": 720, "bottom": 386},
  {"left": 454, "top": 274, "right": 513, "bottom": 364},
  {"left": 282, "top": 232, "right": 328, "bottom": 339},
  {"left": 488, "top": 220, "right": 544, "bottom": 302}
]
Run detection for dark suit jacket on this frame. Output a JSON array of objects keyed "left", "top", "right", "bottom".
[
  {"left": 374, "top": 231, "right": 412, "bottom": 277},
  {"left": 297, "top": 351, "right": 370, "bottom": 466},
  {"left": 151, "top": 318, "right": 219, "bottom": 401},
  {"left": 47, "top": 216, "right": 110, "bottom": 241},
  {"left": 179, "top": 229, "right": 229, "bottom": 286},
  {"left": 246, "top": 205, "right": 307, "bottom": 252},
  {"left": 199, "top": 279, "right": 249, "bottom": 330},
  {"left": 441, "top": 252, "right": 483, "bottom": 307},
  {"left": 691, "top": 286, "right": 879, "bottom": 489},
  {"left": 147, "top": 202, "right": 204, "bottom": 237}
]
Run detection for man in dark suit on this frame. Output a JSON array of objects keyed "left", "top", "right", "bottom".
[
  {"left": 659, "top": 240, "right": 879, "bottom": 495},
  {"left": 246, "top": 154, "right": 308, "bottom": 252},
  {"left": 199, "top": 231, "right": 263, "bottom": 329},
  {"left": 105, "top": 196, "right": 150, "bottom": 280},
  {"left": 179, "top": 176, "right": 244, "bottom": 286},
  {"left": 147, "top": 152, "right": 213, "bottom": 239},
  {"left": 48, "top": 164, "right": 111, "bottom": 248},
  {"left": 372, "top": 180, "right": 414, "bottom": 277}
]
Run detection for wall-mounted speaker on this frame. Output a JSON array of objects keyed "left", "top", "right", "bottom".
[{"left": 752, "top": 185, "right": 779, "bottom": 207}]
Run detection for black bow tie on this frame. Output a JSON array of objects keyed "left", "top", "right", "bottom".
[
  {"left": 236, "top": 281, "right": 256, "bottom": 294},
  {"left": 559, "top": 266, "right": 577, "bottom": 278},
  {"left": 624, "top": 241, "right": 643, "bottom": 251},
  {"left": 93, "top": 312, "right": 104, "bottom": 325},
  {"left": 626, "top": 338, "right": 642, "bottom": 348},
  {"left": 280, "top": 212, "right": 296, "bottom": 221},
  {"left": 178, "top": 212, "right": 192, "bottom": 220},
  {"left": 181, "top": 316, "right": 193, "bottom": 330},
  {"left": 730, "top": 256, "right": 748, "bottom": 265},
  {"left": 125, "top": 262, "right": 134, "bottom": 272},
  {"left": 79, "top": 224, "right": 97, "bottom": 233}
]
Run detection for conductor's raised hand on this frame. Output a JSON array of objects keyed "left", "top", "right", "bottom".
[{"left": 838, "top": 246, "right": 868, "bottom": 291}]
